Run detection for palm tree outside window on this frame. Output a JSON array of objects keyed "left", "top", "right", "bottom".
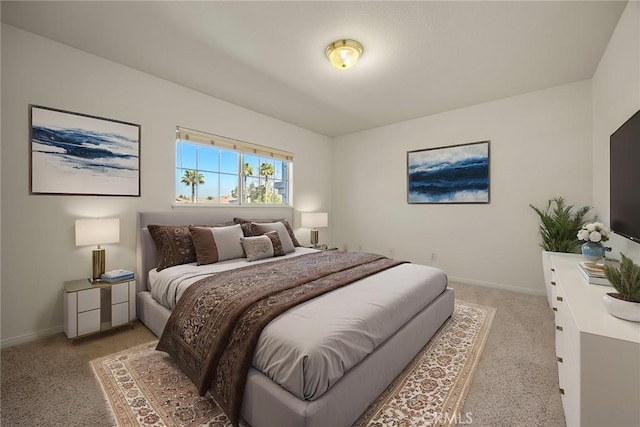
[{"left": 175, "top": 131, "right": 291, "bottom": 206}]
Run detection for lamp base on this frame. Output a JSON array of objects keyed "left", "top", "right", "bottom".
[
  {"left": 310, "top": 229, "right": 319, "bottom": 248},
  {"left": 92, "top": 248, "right": 106, "bottom": 281}
]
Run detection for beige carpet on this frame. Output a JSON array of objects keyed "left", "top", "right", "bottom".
[
  {"left": 91, "top": 302, "right": 494, "bottom": 427},
  {"left": 1, "top": 283, "right": 565, "bottom": 426}
]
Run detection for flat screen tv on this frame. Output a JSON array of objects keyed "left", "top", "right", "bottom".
[{"left": 610, "top": 109, "right": 640, "bottom": 243}]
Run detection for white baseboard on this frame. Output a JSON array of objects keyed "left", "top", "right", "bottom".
[
  {"left": 1, "top": 325, "right": 63, "bottom": 349},
  {"left": 448, "top": 275, "right": 546, "bottom": 297}
]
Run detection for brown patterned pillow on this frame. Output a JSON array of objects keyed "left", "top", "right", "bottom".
[
  {"left": 233, "top": 217, "right": 301, "bottom": 247},
  {"left": 147, "top": 225, "right": 196, "bottom": 271},
  {"left": 264, "top": 230, "right": 285, "bottom": 257}
]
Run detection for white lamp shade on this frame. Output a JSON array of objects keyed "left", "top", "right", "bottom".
[
  {"left": 301, "top": 212, "right": 328, "bottom": 228},
  {"left": 75, "top": 218, "right": 120, "bottom": 246}
]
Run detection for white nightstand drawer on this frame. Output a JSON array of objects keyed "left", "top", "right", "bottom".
[
  {"left": 77, "top": 288, "right": 100, "bottom": 312},
  {"left": 78, "top": 309, "right": 100, "bottom": 336},
  {"left": 112, "top": 282, "right": 129, "bottom": 305},
  {"left": 111, "top": 302, "right": 129, "bottom": 327}
]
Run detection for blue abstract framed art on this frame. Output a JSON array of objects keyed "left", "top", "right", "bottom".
[
  {"left": 30, "top": 105, "right": 141, "bottom": 196},
  {"left": 407, "top": 141, "right": 490, "bottom": 204}
]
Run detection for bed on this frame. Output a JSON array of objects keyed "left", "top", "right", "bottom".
[{"left": 136, "top": 208, "right": 454, "bottom": 427}]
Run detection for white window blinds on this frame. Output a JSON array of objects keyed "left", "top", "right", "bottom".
[{"left": 176, "top": 127, "right": 294, "bottom": 161}]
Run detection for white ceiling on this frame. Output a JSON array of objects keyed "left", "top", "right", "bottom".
[{"left": 1, "top": 1, "right": 627, "bottom": 137}]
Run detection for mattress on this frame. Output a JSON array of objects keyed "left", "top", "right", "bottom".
[{"left": 149, "top": 249, "right": 448, "bottom": 401}]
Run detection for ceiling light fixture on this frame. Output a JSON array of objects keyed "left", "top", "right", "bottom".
[{"left": 325, "top": 39, "right": 363, "bottom": 70}]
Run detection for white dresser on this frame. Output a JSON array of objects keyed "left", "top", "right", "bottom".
[
  {"left": 63, "top": 278, "right": 136, "bottom": 339},
  {"left": 549, "top": 253, "right": 640, "bottom": 427}
]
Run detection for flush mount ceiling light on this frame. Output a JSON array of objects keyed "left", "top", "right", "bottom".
[{"left": 325, "top": 39, "right": 363, "bottom": 70}]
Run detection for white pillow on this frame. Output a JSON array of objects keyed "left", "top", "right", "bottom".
[{"left": 251, "top": 222, "right": 295, "bottom": 254}]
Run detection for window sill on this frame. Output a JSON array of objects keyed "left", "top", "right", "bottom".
[{"left": 171, "top": 203, "right": 293, "bottom": 209}]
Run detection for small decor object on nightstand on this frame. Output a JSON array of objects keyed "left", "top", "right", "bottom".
[
  {"left": 577, "top": 222, "right": 611, "bottom": 262},
  {"left": 102, "top": 269, "right": 134, "bottom": 282}
]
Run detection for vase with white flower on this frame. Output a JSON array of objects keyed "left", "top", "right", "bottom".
[{"left": 577, "top": 222, "right": 611, "bottom": 262}]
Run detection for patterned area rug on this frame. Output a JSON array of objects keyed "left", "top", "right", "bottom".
[{"left": 91, "top": 301, "right": 495, "bottom": 427}]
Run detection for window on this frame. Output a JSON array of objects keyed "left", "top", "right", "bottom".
[{"left": 175, "top": 127, "right": 292, "bottom": 205}]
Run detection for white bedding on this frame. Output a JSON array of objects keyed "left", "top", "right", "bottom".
[{"left": 149, "top": 249, "right": 448, "bottom": 401}]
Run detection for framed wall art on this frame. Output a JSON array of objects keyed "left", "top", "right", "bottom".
[
  {"left": 30, "top": 105, "right": 141, "bottom": 196},
  {"left": 407, "top": 140, "right": 490, "bottom": 204}
]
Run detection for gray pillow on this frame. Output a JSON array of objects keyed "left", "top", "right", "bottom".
[
  {"left": 241, "top": 235, "right": 274, "bottom": 261},
  {"left": 251, "top": 222, "right": 296, "bottom": 254}
]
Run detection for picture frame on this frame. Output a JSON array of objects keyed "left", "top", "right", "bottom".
[
  {"left": 30, "top": 105, "right": 141, "bottom": 196},
  {"left": 407, "top": 140, "right": 490, "bottom": 204}
]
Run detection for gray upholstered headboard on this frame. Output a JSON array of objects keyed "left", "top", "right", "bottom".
[{"left": 137, "top": 207, "right": 294, "bottom": 293}]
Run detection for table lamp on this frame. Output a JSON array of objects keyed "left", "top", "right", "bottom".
[
  {"left": 301, "top": 212, "right": 328, "bottom": 248},
  {"left": 75, "top": 218, "right": 120, "bottom": 282}
]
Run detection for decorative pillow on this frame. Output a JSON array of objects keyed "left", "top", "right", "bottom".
[
  {"left": 264, "top": 230, "right": 285, "bottom": 257},
  {"left": 240, "top": 235, "right": 274, "bottom": 261},
  {"left": 189, "top": 224, "right": 245, "bottom": 265},
  {"left": 251, "top": 222, "right": 295, "bottom": 254},
  {"left": 147, "top": 225, "right": 196, "bottom": 271},
  {"left": 233, "top": 217, "right": 301, "bottom": 247}
]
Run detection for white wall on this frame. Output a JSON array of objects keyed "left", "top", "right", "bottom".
[
  {"left": 3, "top": 3, "right": 638, "bottom": 346},
  {"left": 0, "top": 24, "right": 333, "bottom": 346},
  {"left": 592, "top": 0, "right": 640, "bottom": 262},
  {"left": 332, "top": 81, "right": 593, "bottom": 294}
]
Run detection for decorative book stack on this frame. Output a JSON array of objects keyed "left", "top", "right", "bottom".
[
  {"left": 101, "top": 269, "right": 134, "bottom": 282},
  {"left": 578, "top": 262, "right": 610, "bottom": 286}
]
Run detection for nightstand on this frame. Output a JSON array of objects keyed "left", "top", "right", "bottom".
[
  {"left": 307, "top": 244, "right": 338, "bottom": 251},
  {"left": 63, "top": 277, "right": 136, "bottom": 340}
]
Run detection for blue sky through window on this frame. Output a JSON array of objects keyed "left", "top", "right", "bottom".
[{"left": 175, "top": 140, "right": 289, "bottom": 204}]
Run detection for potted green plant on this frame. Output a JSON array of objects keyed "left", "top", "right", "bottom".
[
  {"left": 530, "top": 197, "right": 592, "bottom": 253},
  {"left": 530, "top": 197, "right": 592, "bottom": 306},
  {"left": 602, "top": 254, "right": 640, "bottom": 322}
]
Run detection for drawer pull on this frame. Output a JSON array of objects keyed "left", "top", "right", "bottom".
[
  {"left": 551, "top": 281, "right": 556, "bottom": 286},
  {"left": 559, "top": 388, "right": 565, "bottom": 395},
  {"left": 556, "top": 325, "right": 563, "bottom": 331},
  {"left": 551, "top": 268, "right": 555, "bottom": 272},
  {"left": 557, "top": 356, "right": 563, "bottom": 363},
  {"left": 556, "top": 296, "right": 563, "bottom": 301},
  {"left": 552, "top": 307, "right": 558, "bottom": 312}
]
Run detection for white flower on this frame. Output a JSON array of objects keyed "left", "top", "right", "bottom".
[
  {"left": 577, "top": 229, "right": 589, "bottom": 241},
  {"left": 579, "top": 222, "right": 611, "bottom": 242},
  {"left": 589, "top": 231, "right": 602, "bottom": 242}
]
